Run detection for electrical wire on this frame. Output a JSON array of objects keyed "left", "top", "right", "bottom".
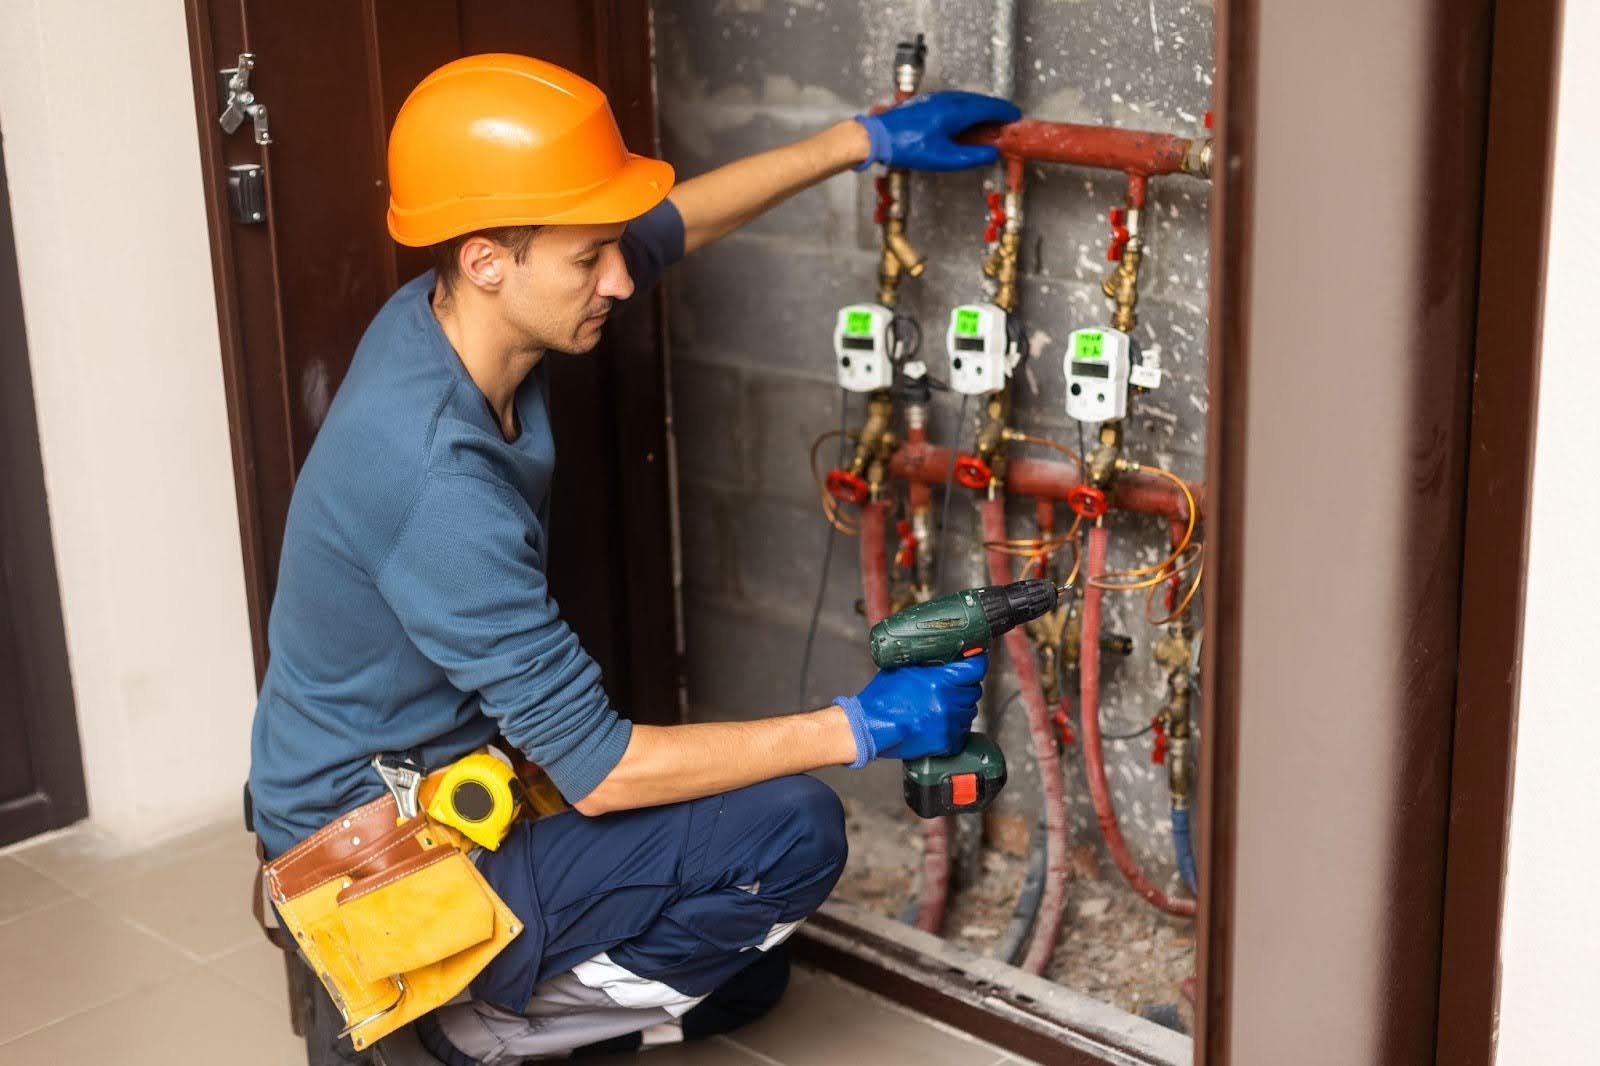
[
  {"left": 933, "top": 394, "right": 971, "bottom": 593},
  {"left": 1101, "top": 720, "right": 1156, "bottom": 742},
  {"left": 797, "top": 391, "right": 850, "bottom": 708}
]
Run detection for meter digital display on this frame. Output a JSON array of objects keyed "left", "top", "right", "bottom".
[
  {"left": 1065, "top": 326, "right": 1133, "bottom": 422},
  {"left": 945, "top": 303, "right": 1012, "bottom": 395},
  {"left": 833, "top": 303, "right": 896, "bottom": 392}
]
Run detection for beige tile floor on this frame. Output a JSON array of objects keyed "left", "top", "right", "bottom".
[{"left": 0, "top": 821, "right": 1039, "bottom": 1065}]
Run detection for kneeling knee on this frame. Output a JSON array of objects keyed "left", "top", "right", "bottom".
[{"left": 772, "top": 776, "right": 847, "bottom": 881}]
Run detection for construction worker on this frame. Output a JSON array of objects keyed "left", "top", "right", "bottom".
[{"left": 247, "top": 54, "right": 1018, "bottom": 1064}]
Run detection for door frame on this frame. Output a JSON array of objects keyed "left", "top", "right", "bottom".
[
  {"left": 182, "top": 0, "right": 683, "bottom": 724},
  {"left": 0, "top": 126, "right": 88, "bottom": 847}
]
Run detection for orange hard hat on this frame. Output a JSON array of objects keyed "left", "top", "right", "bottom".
[{"left": 386, "top": 53, "right": 674, "bottom": 246}]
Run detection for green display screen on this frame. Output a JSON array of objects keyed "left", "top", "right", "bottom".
[
  {"left": 955, "top": 308, "right": 981, "bottom": 337},
  {"left": 1074, "top": 331, "right": 1106, "bottom": 359},
  {"left": 845, "top": 310, "right": 874, "bottom": 336}
]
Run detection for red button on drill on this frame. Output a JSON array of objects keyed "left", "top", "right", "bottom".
[{"left": 949, "top": 773, "right": 979, "bottom": 807}]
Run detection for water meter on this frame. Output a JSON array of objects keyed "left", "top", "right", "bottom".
[
  {"left": 833, "top": 304, "right": 896, "bottom": 392},
  {"left": 945, "top": 303, "right": 1011, "bottom": 395},
  {"left": 1065, "top": 327, "right": 1133, "bottom": 422}
]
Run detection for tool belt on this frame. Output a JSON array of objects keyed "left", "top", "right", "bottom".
[{"left": 260, "top": 751, "right": 561, "bottom": 1051}]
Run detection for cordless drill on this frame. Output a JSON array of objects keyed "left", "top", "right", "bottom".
[{"left": 869, "top": 578, "right": 1066, "bottom": 818}]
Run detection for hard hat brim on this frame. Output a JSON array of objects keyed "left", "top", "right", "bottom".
[{"left": 387, "top": 154, "right": 676, "bottom": 247}]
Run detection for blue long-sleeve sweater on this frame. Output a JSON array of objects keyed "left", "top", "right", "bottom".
[{"left": 248, "top": 202, "right": 684, "bottom": 858}]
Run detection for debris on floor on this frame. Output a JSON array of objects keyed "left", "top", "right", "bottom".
[{"left": 834, "top": 798, "right": 1196, "bottom": 1029}]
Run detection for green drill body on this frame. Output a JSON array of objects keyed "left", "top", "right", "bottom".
[{"left": 868, "top": 579, "right": 1061, "bottom": 817}]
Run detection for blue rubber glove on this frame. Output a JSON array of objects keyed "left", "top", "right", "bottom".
[
  {"left": 854, "top": 91, "right": 1022, "bottom": 172},
  {"left": 835, "top": 653, "right": 988, "bottom": 767}
]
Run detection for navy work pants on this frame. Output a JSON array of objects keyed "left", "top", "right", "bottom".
[{"left": 431, "top": 775, "right": 847, "bottom": 1063}]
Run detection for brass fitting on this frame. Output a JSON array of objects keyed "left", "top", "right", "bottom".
[
  {"left": 973, "top": 390, "right": 1012, "bottom": 488},
  {"left": 1183, "top": 136, "right": 1213, "bottom": 180},
  {"left": 1025, "top": 597, "right": 1072, "bottom": 705},
  {"left": 877, "top": 170, "right": 925, "bottom": 305},
  {"left": 909, "top": 505, "right": 935, "bottom": 601},
  {"left": 1087, "top": 421, "right": 1124, "bottom": 487},
  {"left": 848, "top": 389, "right": 898, "bottom": 495},
  {"left": 1101, "top": 236, "right": 1144, "bottom": 333},
  {"left": 984, "top": 187, "right": 1024, "bottom": 313}
]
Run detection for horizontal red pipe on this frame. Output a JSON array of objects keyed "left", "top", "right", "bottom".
[
  {"left": 961, "top": 119, "right": 1198, "bottom": 177},
  {"left": 888, "top": 443, "right": 1205, "bottom": 521}
]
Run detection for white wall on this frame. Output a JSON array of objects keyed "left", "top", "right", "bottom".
[
  {"left": 1494, "top": 3, "right": 1600, "bottom": 1062},
  {"left": 0, "top": 0, "right": 257, "bottom": 846}
]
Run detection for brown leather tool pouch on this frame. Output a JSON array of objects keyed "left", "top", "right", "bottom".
[{"left": 262, "top": 794, "right": 522, "bottom": 1052}]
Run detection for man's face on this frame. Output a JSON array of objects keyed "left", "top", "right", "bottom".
[{"left": 501, "top": 222, "right": 634, "bottom": 353}]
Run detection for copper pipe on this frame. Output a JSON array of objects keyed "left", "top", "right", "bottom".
[
  {"left": 889, "top": 442, "right": 1204, "bottom": 520},
  {"left": 1081, "top": 525, "right": 1197, "bottom": 918},
  {"left": 981, "top": 496, "right": 1069, "bottom": 974}
]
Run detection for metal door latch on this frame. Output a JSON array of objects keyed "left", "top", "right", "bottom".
[{"left": 218, "top": 53, "right": 271, "bottom": 145}]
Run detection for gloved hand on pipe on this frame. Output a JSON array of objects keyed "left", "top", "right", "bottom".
[
  {"left": 835, "top": 653, "right": 988, "bottom": 767},
  {"left": 854, "top": 91, "right": 1022, "bottom": 172}
]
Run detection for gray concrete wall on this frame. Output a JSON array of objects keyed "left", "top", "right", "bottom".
[{"left": 655, "top": 0, "right": 1213, "bottom": 886}]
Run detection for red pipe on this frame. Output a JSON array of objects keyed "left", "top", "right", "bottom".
[
  {"left": 888, "top": 443, "right": 1204, "bottom": 522},
  {"left": 860, "top": 499, "right": 951, "bottom": 933},
  {"left": 981, "top": 497, "right": 1069, "bottom": 974},
  {"left": 961, "top": 119, "right": 1197, "bottom": 177},
  {"left": 1080, "top": 526, "right": 1196, "bottom": 918},
  {"left": 859, "top": 500, "right": 893, "bottom": 626}
]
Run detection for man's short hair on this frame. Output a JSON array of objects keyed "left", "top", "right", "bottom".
[{"left": 430, "top": 225, "right": 542, "bottom": 299}]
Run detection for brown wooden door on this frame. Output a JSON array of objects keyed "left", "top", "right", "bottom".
[
  {"left": 183, "top": 0, "right": 680, "bottom": 726},
  {"left": 0, "top": 128, "right": 87, "bottom": 846}
]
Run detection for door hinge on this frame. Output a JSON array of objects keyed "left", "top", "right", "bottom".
[{"left": 218, "top": 53, "right": 271, "bottom": 145}]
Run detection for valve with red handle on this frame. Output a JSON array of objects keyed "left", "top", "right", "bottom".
[
  {"left": 825, "top": 469, "right": 869, "bottom": 505},
  {"left": 893, "top": 518, "right": 918, "bottom": 571},
  {"left": 1107, "top": 206, "right": 1131, "bottom": 262},
  {"left": 1067, "top": 484, "right": 1109, "bottom": 519},
  {"left": 952, "top": 454, "right": 993, "bottom": 491},
  {"left": 983, "top": 190, "right": 1006, "bottom": 244}
]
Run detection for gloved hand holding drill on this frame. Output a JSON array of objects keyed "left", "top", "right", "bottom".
[{"left": 834, "top": 653, "right": 989, "bottom": 768}]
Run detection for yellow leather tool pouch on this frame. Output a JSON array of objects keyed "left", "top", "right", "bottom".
[{"left": 264, "top": 793, "right": 522, "bottom": 1052}]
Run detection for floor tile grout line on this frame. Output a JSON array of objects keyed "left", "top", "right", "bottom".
[
  {"left": 0, "top": 967, "right": 199, "bottom": 1049},
  {"left": 716, "top": 1033, "right": 790, "bottom": 1066},
  {"left": 76, "top": 892, "right": 212, "bottom": 965},
  {"left": 0, "top": 893, "right": 75, "bottom": 928}
]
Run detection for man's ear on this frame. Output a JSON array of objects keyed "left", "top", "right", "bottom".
[{"left": 458, "top": 236, "right": 505, "bottom": 292}]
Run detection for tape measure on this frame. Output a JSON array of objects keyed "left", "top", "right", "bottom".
[{"left": 425, "top": 751, "right": 525, "bottom": 850}]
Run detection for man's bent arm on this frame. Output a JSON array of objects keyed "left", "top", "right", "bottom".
[
  {"left": 573, "top": 708, "right": 858, "bottom": 816},
  {"left": 667, "top": 121, "right": 869, "bottom": 256}
]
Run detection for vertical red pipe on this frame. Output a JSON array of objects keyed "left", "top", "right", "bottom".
[
  {"left": 1080, "top": 525, "right": 1197, "bottom": 918},
  {"left": 980, "top": 497, "right": 1069, "bottom": 973},
  {"left": 860, "top": 499, "right": 951, "bottom": 933}
]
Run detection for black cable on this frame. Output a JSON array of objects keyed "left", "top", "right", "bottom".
[
  {"left": 797, "top": 390, "right": 850, "bottom": 708},
  {"left": 933, "top": 394, "right": 971, "bottom": 594}
]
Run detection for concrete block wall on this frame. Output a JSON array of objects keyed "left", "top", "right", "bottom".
[{"left": 657, "top": 0, "right": 1213, "bottom": 885}]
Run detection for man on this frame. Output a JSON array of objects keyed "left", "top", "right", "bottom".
[{"left": 248, "top": 53, "right": 1019, "bottom": 1063}]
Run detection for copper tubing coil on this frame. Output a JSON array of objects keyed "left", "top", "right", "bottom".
[{"left": 809, "top": 429, "right": 860, "bottom": 536}]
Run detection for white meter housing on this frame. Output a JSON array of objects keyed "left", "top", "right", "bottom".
[
  {"left": 946, "top": 303, "right": 1010, "bottom": 395},
  {"left": 833, "top": 304, "right": 896, "bottom": 392},
  {"left": 1065, "top": 327, "right": 1132, "bottom": 422}
]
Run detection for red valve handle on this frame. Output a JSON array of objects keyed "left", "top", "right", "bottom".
[
  {"left": 1067, "top": 484, "right": 1109, "bottom": 518},
  {"left": 984, "top": 191, "right": 1006, "bottom": 244},
  {"left": 873, "top": 175, "right": 892, "bottom": 226},
  {"left": 1151, "top": 718, "right": 1168, "bottom": 765},
  {"left": 1052, "top": 701, "right": 1076, "bottom": 747},
  {"left": 894, "top": 519, "right": 917, "bottom": 571},
  {"left": 953, "top": 455, "right": 993, "bottom": 491},
  {"left": 825, "top": 469, "right": 869, "bottom": 505},
  {"left": 1107, "top": 206, "right": 1131, "bottom": 262},
  {"left": 1203, "top": 110, "right": 1214, "bottom": 129}
]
